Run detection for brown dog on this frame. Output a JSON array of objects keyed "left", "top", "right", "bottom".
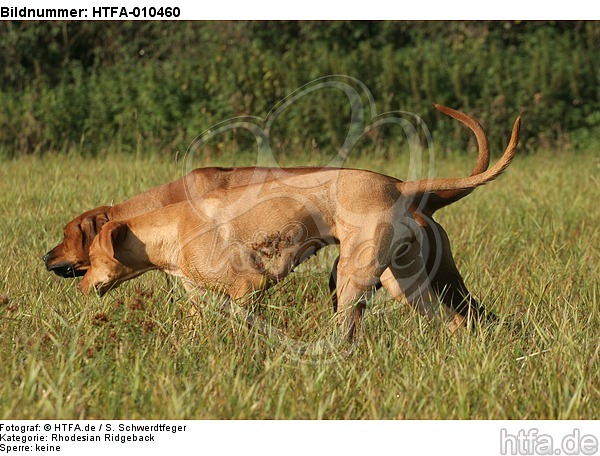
[
  {"left": 42, "top": 167, "right": 320, "bottom": 278},
  {"left": 79, "top": 117, "right": 520, "bottom": 338},
  {"left": 44, "top": 105, "right": 507, "bottom": 321}
]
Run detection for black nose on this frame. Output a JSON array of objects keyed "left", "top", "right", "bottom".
[{"left": 42, "top": 252, "right": 52, "bottom": 264}]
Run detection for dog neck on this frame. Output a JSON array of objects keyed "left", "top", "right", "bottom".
[{"left": 124, "top": 213, "right": 183, "bottom": 277}]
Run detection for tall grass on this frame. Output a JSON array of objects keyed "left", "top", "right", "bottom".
[{"left": 0, "top": 146, "right": 597, "bottom": 419}]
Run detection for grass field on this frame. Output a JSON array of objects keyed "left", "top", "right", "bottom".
[{"left": 0, "top": 148, "right": 598, "bottom": 419}]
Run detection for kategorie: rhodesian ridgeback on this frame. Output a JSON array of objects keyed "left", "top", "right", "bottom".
[{"left": 78, "top": 112, "right": 520, "bottom": 338}]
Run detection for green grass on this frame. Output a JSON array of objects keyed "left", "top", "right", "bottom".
[{"left": 0, "top": 149, "right": 598, "bottom": 419}]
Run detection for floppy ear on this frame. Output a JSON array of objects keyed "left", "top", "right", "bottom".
[
  {"left": 98, "top": 222, "right": 129, "bottom": 259},
  {"left": 94, "top": 212, "right": 110, "bottom": 233},
  {"left": 81, "top": 211, "right": 110, "bottom": 248}
]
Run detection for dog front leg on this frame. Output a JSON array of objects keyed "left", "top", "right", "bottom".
[
  {"left": 182, "top": 279, "right": 263, "bottom": 329},
  {"left": 180, "top": 278, "right": 209, "bottom": 317}
]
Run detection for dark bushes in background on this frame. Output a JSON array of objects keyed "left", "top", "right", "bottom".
[{"left": 0, "top": 21, "right": 598, "bottom": 156}]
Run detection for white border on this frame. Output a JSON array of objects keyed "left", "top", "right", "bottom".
[{"left": 1, "top": 420, "right": 598, "bottom": 456}]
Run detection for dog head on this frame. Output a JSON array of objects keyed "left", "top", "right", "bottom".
[
  {"left": 43, "top": 206, "right": 111, "bottom": 278},
  {"left": 78, "top": 221, "right": 150, "bottom": 297}
]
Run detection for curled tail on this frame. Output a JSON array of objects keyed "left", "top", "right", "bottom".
[
  {"left": 423, "top": 104, "right": 491, "bottom": 214},
  {"left": 400, "top": 112, "right": 521, "bottom": 197}
]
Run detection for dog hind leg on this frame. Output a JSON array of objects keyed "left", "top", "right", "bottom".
[
  {"left": 378, "top": 236, "right": 465, "bottom": 331},
  {"left": 423, "top": 221, "right": 495, "bottom": 324}
]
